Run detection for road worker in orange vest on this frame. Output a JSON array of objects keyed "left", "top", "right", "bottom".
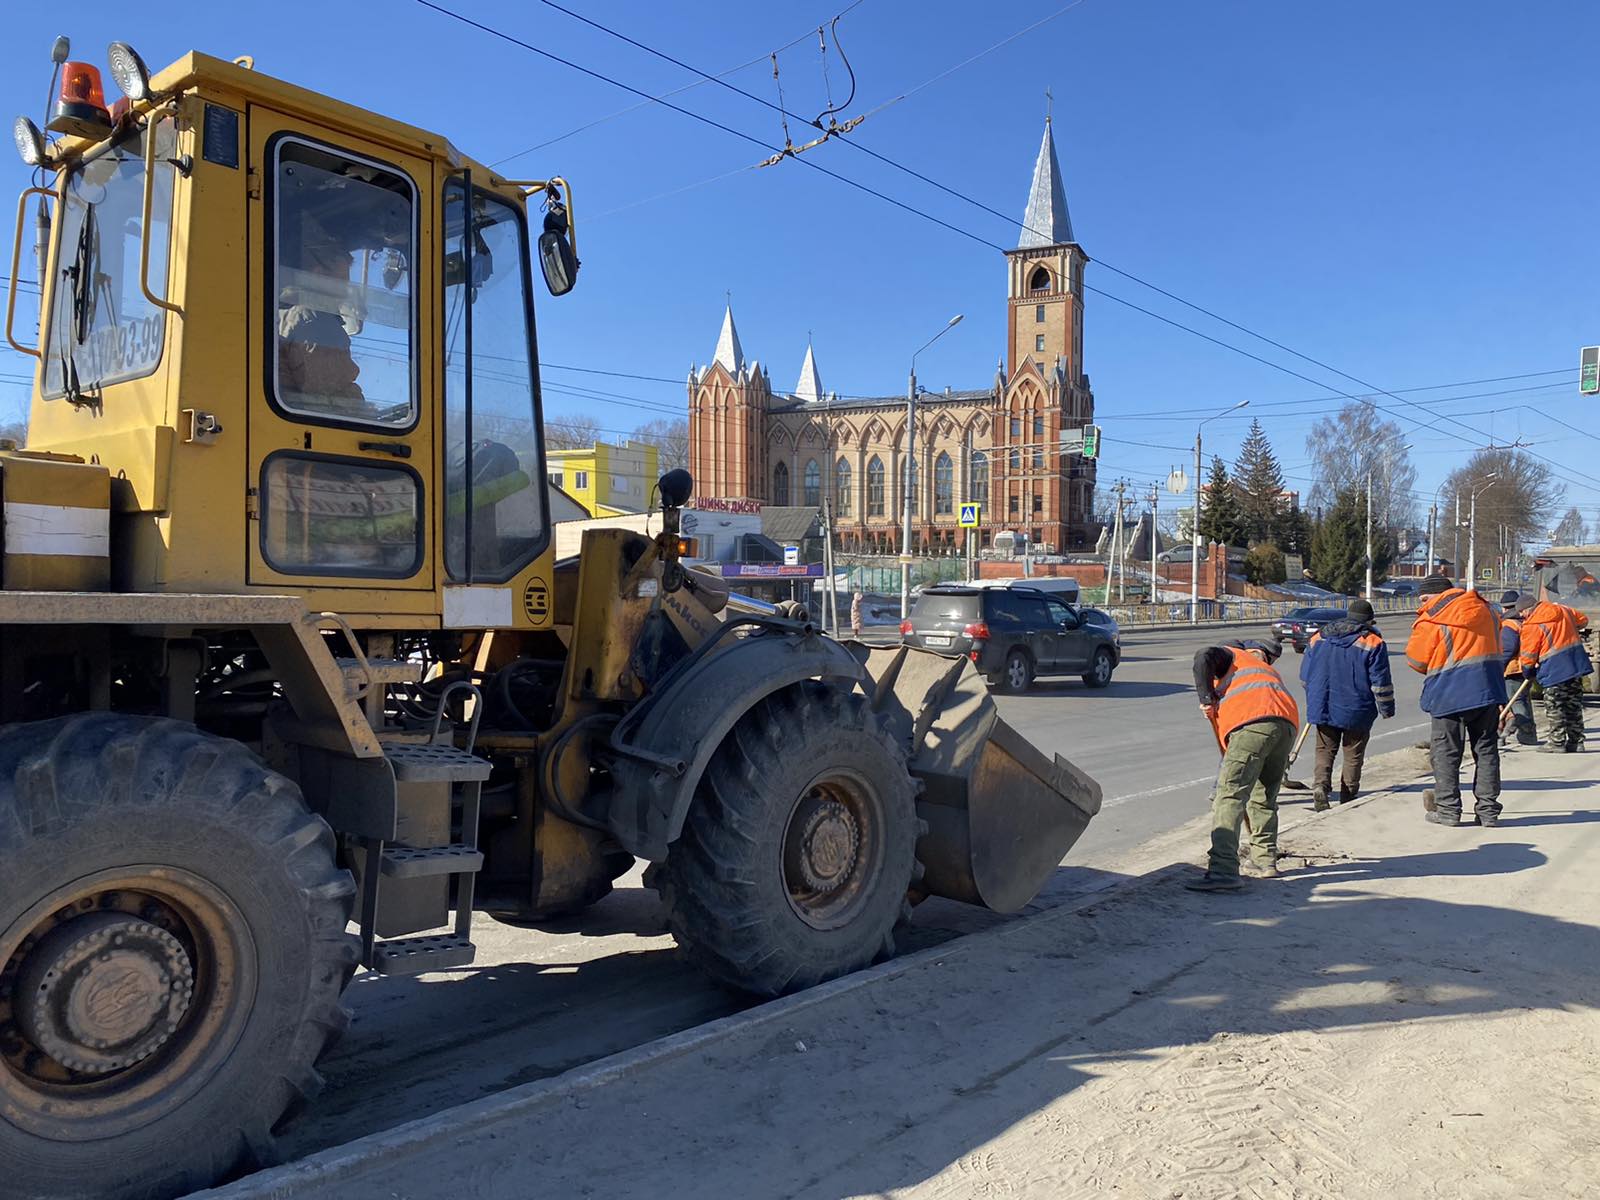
[
  {"left": 1519, "top": 575, "right": 1592, "bottom": 753},
  {"left": 1187, "top": 638, "right": 1300, "bottom": 891},
  {"left": 1407, "top": 574, "right": 1506, "bottom": 827}
]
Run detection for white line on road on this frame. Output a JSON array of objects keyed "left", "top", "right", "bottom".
[{"left": 1102, "top": 722, "right": 1430, "bottom": 809}]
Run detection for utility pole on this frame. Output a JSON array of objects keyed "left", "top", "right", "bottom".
[
  {"left": 1150, "top": 482, "right": 1160, "bottom": 605},
  {"left": 1190, "top": 401, "right": 1249, "bottom": 623},
  {"left": 1364, "top": 467, "right": 1374, "bottom": 601},
  {"left": 1116, "top": 483, "right": 1129, "bottom": 603},
  {"left": 1426, "top": 502, "right": 1436, "bottom": 580},
  {"left": 1465, "top": 474, "right": 1499, "bottom": 593},
  {"left": 902, "top": 316, "right": 963, "bottom": 618},
  {"left": 1453, "top": 491, "right": 1462, "bottom": 585}
]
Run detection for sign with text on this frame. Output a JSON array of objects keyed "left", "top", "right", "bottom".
[
  {"left": 691, "top": 498, "right": 763, "bottom": 514},
  {"left": 783, "top": 544, "right": 800, "bottom": 566},
  {"left": 723, "top": 562, "right": 825, "bottom": 578}
]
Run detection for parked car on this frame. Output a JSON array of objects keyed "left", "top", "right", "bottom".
[
  {"left": 1078, "top": 606, "right": 1121, "bottom": 649},
  {"left": 1157, "top": 545, "right": 1208, "bottom": 564},
  {"left": 1270, "top": 605, "right": 1350, "bottom": 653},
  {"left": 901, "top": 585, "right": 1120, "bottom": 692}
]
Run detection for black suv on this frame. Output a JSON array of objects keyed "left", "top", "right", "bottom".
[
  {"left": 901, "top": 585, "right": 1120, "bottom": 692},
  {"left": 1270, "top": 605, "right": 1349, "bottom": 653}
]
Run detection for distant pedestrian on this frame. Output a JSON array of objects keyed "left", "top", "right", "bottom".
[
  {"left": 1187, "top": 638, "right": 1299, "bottom": 891},
  {"left": 1518, "top": 577, "right": 1592, "bottom": 753},
  {"left": 1299, "top": 597, "right": 1395, "bottom": 810},
  {"left": 1499, "top": 592, "right": 1539, "bottom": 747},
  {"left": 850, "top": 590, "right": 864, "bottom": 638},
  {"left": 1406, "top": 575, "right": 1507, "bottom": 827}
]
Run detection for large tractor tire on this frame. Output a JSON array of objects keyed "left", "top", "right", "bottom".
[
  {"left": 0, "top": 715, "right": 359, "bottom": 1200},
  {"left": 655, "top": 683, "right": 922, "bottom": 997}
]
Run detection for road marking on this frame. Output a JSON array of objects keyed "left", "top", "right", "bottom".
[
  {"left": 1104, "top": 774, "right": 1217, "bottom": 808},
  {"left": 1102, "top": 722, "right": 1430, "bottom": 808}
]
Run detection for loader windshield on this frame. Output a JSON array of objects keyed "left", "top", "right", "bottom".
[
  {"left": 40, "top": 118, "right": 177, "bottom": 400},
  {"left": 442, "top": 179, "right": 547, "bottom": 580}
]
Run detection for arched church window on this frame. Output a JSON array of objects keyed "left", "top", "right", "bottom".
[
  {"left": 803, "top": 459, "right": 821, "bottom": 507},
  {"left": 969, "top": 450, "right": 989, "bottom": 501},
  {"left": 867, "top": 457, "right": 885, "bottom": 517},
  {"left": 835, "top": 458, "right": 852, "bottom": 516},
  {"left": 773, "top": 461, "right": 789, "bottom": 505},
  {"left": 1029, "top": 265, "right": 1051, "bottom": 294},
  {"left": 934, "top": 453, "right": 954, "bottom": 514}
]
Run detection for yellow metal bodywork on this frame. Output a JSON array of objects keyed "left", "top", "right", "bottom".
[{"left": 13, "top": 52, "right": 566, "bottom": 634}]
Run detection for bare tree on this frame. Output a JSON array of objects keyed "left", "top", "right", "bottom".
[
  {"left": 1440, "top": 447, "right": 1561, "bottom": 576},
  {"left": 1304, "top": 402, "right": 1418, "bottom": 529},
  {"left": 543, "top": 414, "right": 601, "bottom": 450},
  {"left": 0, "top": 392, "right": 28, "bottom": 445},
  {"left": 631, "top": 417, "right": 689, "bottom": 474},
  {"left": 1551, "top": 506, "right": 1587, "bottom": 546}
]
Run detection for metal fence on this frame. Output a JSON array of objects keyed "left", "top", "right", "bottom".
[{"left": 1099, "top": 594, "right": 1421, "bottom": 628}]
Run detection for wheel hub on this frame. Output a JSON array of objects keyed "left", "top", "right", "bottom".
[
  {"left": 790, "top": 797, "right": 861, "bottom": 893},
  {"left": 14, "top": 911, "right": 194, "bottom": 1076}
]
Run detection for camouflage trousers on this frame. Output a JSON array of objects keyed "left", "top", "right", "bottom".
[{"left": 1543, "top": 677, "right": 1586, "bottom": 749}]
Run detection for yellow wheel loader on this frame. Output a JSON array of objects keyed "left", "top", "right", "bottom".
[{"left": 0, "top": 42, "right": 1102, "bottom": 1200}]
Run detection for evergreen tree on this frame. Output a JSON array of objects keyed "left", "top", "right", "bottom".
[
  {"left": 1233, "top": 418, "right": 1287, "bottom": 545},
  {"left": 1280, "top": 504, "right": 1314, "bottom": 559},
  {"left": 1197, "top": 455, "right": 1246, "bottom": 548},
  {"left": 1311, "top": 486, "right": 1393, "bottom": 595}
]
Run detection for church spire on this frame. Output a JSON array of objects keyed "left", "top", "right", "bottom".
[
  {"left": 712, "top": 304, "right": 745, "bottom": 374},
  {"left": 1017, "top": 115, "right": 1074, "bottom": 249},
  {"left": 793, "top": 341, "right": 824, "bottom": 403}
]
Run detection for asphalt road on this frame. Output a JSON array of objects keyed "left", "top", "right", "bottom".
[{"left": 271, "top": 619, "right": 1431, "bottom": 1169}]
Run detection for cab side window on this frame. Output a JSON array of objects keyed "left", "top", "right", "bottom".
[
  {"left": 1046, "top": 599, "right": 1078, "bottom": 627},
  {"left": 271, "top": 137, "right": 417, "bottom": 429}
]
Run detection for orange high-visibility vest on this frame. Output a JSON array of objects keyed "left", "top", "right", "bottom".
[{"left": 1215, "top": 646, "right": 1299, "bottom": 745}]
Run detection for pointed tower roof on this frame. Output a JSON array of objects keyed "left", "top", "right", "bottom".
[
  {"left": 794, "top": 343, "right": 824, "bottom": 403},
  {"left": 1017, "top": 118, "right": 1074, "bottom": 249},
  {"left": 712, "top": 305, "right": 745, "bottom": 374}
]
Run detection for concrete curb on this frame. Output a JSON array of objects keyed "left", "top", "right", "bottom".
[{"left": 197, "top": 750, "right": 1430, "bottom": 1199}]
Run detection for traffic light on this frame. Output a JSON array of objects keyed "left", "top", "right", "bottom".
[
  {"left": 1081, "top": 425, "right": 1101, "bottom": 459},
  {"left": 1583, "top": 346, "right": 1599, "bottom": 396}
]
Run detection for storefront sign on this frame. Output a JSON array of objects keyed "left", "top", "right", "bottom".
[
  {"left": 691, "top": 498, "right": 763, "bottom": 514},
  {"left": 722, "top": 563, "right": 824, "bottom": 578}
]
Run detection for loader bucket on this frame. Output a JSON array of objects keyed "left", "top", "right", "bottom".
[{"left": 860, "top": 645, "right": 1102, "bottom": 912}]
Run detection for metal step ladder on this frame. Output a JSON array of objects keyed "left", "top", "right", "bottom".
[{"left": 357, "top": 680, "right": 494, "bottom": 976}]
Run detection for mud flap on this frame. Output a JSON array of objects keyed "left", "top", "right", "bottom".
[{"left": 860, "top": 646, "right": 1102, "bottom": 912}]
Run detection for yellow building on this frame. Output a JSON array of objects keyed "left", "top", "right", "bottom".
[{"left": 546, "top": 439, "right": 660, "bottom": 517}]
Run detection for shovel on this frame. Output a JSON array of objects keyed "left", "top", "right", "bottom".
[{"left": 1279, "top": 723, "right": 1314, "bottom": 791}]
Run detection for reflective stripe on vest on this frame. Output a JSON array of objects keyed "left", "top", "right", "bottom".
[{"left": 1216, "top": 647, "right": 1298, "bottom": 743}]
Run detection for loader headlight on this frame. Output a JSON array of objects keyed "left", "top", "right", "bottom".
[
  {"left": 14, "top": 116, "right": 46, "bottom": 166},
  {"left": 107, "top": 42, "right": 152, "bottom": 102},
  {"left": 657, "top": 468, "right": 693, "bottom": 509}
]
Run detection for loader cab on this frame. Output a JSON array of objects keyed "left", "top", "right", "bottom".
[{"left": 10, "top": 50, "right": 575, "bottom": 631}]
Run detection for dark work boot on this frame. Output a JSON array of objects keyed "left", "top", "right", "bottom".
[
  {"left": 1185, "top": 871, "right": 1245, "bottom": 893},
  {"left": 1339, "top": 786, "right": 1357, "bottom": 805},
  {"left": 1312, "top": 785, "right": 1329, "bottom": 812},
  {"left": 1425, "top": 810, "right": 1461, "bottom": 827},
  {"left": 1421, "top": 788, "right": 1436, "bottom": 812},
  {"left": 1537, "top": 742, "right": 1567, "bottom": 754}
]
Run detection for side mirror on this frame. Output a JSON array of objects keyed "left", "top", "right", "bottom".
[{"left": 539, "top": 200, "right": 578, "bottom": 296}]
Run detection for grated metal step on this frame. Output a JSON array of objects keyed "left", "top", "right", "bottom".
[
  {"left": 381, "top": 741, "right": 494, "bottom": 783},
  {"left": 371, "top": 934, "right": 476, "bottom": 976},
  {"left": 380, "top": 843, "right": 484, "bottom": 879}
]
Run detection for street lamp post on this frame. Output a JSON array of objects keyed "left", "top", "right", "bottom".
[
  {"left": 1190, "top": 400, "right": 1250, "bottom": 624},
  {"left": 902, "top": 315, "right": 963, "bottom": 618},
  {"left": 1426, "top": 478, "right": 1453, "bottom": 582},
  {"left": 1363, "top": 441, "right": 1412, "bottom": 601},
  {"left": 1465, "top": 473, "right": 1499, "bottom": 592}
]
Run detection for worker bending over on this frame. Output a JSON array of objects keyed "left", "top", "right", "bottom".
[
  {"left": 1188, "top": 639, "right": 1299, "bottom": 892},
  {"left": 1519, "top": 577, "right": 1592, "bottom": 754},
  {"left": 1499, "top": 592, "right": 1539, "bottom": 747}
]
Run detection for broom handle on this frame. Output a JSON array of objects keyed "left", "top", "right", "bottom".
[{"left": 1498, "top": 678, "right": 1532, "bottom": 731}]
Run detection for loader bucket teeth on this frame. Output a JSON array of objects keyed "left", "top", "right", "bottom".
[{"left": 862, "top": 646, "right": 1102, "bottom": 912}]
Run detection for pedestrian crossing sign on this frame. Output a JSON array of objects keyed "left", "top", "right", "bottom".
[{"left": 959, "top": 503, "right": 981, "bottom": 528}]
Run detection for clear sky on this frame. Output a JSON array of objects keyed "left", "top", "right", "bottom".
[{"left": 5, "top": 0, "right": 1599, "bottom": 526}]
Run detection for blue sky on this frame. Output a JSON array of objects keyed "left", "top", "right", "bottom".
[{"left": 5, "top": 0, "right": 1599, "bottom": 522}]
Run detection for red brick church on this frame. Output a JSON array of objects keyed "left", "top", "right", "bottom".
[{"left": 687, "top": 117, "right": 1098, "bottom": 554}]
